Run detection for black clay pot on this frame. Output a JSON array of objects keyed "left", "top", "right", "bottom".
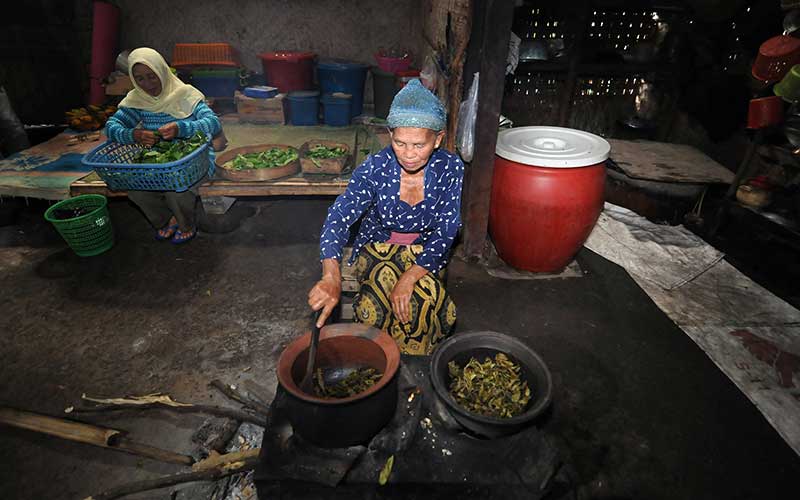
[
  {"left": 277, "top": 323, "right": 400, "bottom": 448},
  {"left": 430, "top": 331, "right": 553, "bottom": 439}
]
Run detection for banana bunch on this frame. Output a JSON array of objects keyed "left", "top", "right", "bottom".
[{"left": 66, "top": 104, "right": 117, "bottom": 131}]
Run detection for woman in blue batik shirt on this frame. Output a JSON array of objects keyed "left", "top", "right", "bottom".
[
  {"left": 105, "top": 47, "right": 222, "bottom": 244},
  {"left": 308, "top": 79, "right": 464, "bottom": 355}
]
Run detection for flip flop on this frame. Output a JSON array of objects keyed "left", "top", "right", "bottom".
[
  {"left": 155, "top": 222, "right": 179, "bottom": 241},
  {"left": 170, "top": 227, "right": 197, "bottom": 245}
]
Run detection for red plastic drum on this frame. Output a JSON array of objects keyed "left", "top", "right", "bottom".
[{"left": 489, "top": 127, "right": 611, "bottom": 273}]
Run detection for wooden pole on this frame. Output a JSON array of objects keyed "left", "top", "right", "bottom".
[
  {"left": 460, "top": 0, "right": 515, "bottom": 260},
  {"left": 0, "top": 407, "right": 193, "bottom": 466},
  {"left": 85, "top": 451, "right": 260, "bottom": 500}
]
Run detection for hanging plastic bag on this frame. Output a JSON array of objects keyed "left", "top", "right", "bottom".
[{"left": 456, "top": 72, "right": 479, "bottom": 162}]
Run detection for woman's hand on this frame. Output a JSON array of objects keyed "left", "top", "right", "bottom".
[
  {"left": 133, "top": 129, "right": 158, "bottom": 147},
  {"left": 390, "top": 265, "right": 428, "bottom": 324},
  {"left": 158, "top": 122, "right": 179, "bottom": 140},
  {"left": 390, "top": 274, "right": 416, "bottom": 324},
  {"left": 308, "top": 258, "right": 342, "bottom": 327}
]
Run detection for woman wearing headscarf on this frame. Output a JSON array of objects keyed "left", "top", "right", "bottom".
[
  {"left": 105, "top": 47, "right": 221, "bottom": 244},
  {"left": 308, "top": 79, "right": 464, "bottom": 355}
]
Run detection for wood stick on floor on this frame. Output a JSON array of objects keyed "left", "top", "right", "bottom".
[
  {"left": 0, "top": 407, "right": 193, "bottom": 466},
  {"left": 72, "top": 401, "right": 265, "bottom": 427},
  {"left": 85, "top": 450, "right": 260, "bottom": 500},
  {"left": 209, "top": 379, "right": 271, "bottom": 416}
]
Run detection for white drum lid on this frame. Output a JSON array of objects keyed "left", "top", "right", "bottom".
[{"left": 496, "top": 126, "right": 611, "bottom": 168}]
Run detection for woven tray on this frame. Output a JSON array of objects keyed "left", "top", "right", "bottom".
[
  {"left": 215, "top": 144, "right": 300, "bottom": 182},
  {"left": 299, "top": 140, "right": 351, "bottom": 175}
]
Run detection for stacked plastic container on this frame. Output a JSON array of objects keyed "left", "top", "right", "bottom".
[
  {"left": 371, "top": 49, "right": 414, "bottom": 119},
  {"left": 171, "top": 43, "right": 241, "bottom": 99},
  {"left": 317, "top": 59, "right": 370, "bottom": 120}
]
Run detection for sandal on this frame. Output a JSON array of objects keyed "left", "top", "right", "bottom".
[
  {"left": 155, "top": 222, "right": 179, "bottom": 241},
  {"left": 170, "top": 227, "right": 197, "bottom": 245}
]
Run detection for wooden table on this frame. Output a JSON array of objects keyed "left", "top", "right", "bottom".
[{"left": 69, "top": 171, "right": 351, "bottom": 198}]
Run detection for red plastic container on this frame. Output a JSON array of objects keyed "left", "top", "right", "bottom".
[
  {"left": 89, "top": 1, "right": 120, "bottom": 105},
  {"left": 396, "top": 69, "right": 421, "bottom": 89},
  {"left": 258, "top": 51, "right": 315, "bottom": 93},
  {"left": 374, "top": 52, "right": 412, "bottom": 74},
  {"left": 489, "top": 127, "right": 610, "bottom": 273},
  {"left": 752, "top": 35, "right": 800, "bottom": 82},
  {"left": 746, "top": 96, "right": 784, "bottom": 129}
]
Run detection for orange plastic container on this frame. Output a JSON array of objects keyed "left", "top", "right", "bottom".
[{"left": 171, "top": 43, "right": 239, "bottom": 68}]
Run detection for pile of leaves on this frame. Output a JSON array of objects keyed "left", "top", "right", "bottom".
[
  {"left": 306, "top": 145, "right": 347, "bottom": 159},
  {"left": 227, "top": 147, "right": 299, "bottom": 170},
  {"left": 448, "top": 352, "right": 532, "bottom": 418},
  {"left": 133, "top": 131, "right": 207, "bottom": 164},
  {"left": 313, "top": 367, "right": 383, "bottom": 399}
]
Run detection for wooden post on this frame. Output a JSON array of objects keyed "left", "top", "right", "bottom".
[{"left": 460, "top": 0, "right": 515, "bottom": 260}]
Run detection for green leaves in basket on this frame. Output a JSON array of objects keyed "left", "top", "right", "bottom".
[
  {"left": 227, "top": 147, "right": 299, "bottom": 170},
  {"left": 307, "top": 145, "right": 347, "bottom": 159},
  {"left": 447, "top": 352, "right": 531, "bottom": 419},
  {"left": 133, "top": 131, "right": 207, "bottom": 164}
]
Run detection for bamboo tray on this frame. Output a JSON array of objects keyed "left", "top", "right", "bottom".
[{"left": 215, "top": 144, "right": 300, "bottom": 182}]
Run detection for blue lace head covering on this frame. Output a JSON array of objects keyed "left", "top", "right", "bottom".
[{"left": 386, "top": 79, "right": 446, "bottom": 131}]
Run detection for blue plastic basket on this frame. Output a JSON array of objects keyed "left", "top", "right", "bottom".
[{"left": 81, "top": 139, "right": 210, "bottom": 192}]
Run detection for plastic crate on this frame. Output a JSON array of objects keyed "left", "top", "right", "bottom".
[
  {"left": 81, "top": 139, "right": 210, "bottom": 192},
  {"left": 172, "top": 43, "right": 239, "bottom": 68}
]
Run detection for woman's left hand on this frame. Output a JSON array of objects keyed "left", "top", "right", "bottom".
[
  {"left": 158, "top": 122, "right": 179, "bottom": 140},
  {"left": 390, "top": 274, "right": 416, "bottom": 324}
]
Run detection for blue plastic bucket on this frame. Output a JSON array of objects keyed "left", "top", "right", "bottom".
[
  {"left": 287, "top": 90, "right": 320, "bottom": 126},
  {"left": 322, "top": 93, "right": 352, "bottom": 126},
  {"left": 317, "top": 60, "right": 369, "bottom": 118}
]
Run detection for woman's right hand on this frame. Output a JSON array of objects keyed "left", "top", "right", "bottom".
[
  {"left": 308, "top": 276, "right": 341, "bottom": 328},
  {"left": 133, "top": 129, "right": 158, "bottom": 147}
]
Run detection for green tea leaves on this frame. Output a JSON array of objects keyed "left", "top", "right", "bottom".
[{"left": 448, "top": 353, "right": 531, "bottom": 419}]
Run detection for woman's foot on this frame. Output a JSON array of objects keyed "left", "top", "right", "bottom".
[
  {"left": 170, "top": 227, "right": 197, "bottom": 245},
  {"left": 155, "top": 217, "right": 179, "bottom": 241}
]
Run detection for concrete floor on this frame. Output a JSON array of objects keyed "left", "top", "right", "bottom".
[{"left": 1, "top": 195, "right": 799, "bottom": 500}]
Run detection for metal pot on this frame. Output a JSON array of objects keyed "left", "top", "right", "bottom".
[
  {"left": 429, "top": 331, "right": 553, "bottom": 439},
  {"left": 276, "top": 322, "right": 400, "bottom": 448},
  {"left": 115, "top": 49, "right": 131, "bottom": 74}
]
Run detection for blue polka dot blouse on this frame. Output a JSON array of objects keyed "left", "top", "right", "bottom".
[{"left": 320, "top": 146, "right": 464, "bottom": 273}]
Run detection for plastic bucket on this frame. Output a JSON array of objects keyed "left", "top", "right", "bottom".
[
  {"left": 371, "top": 67, "right": 398, "bottom": 119},
  {"left": 746, "top": 96, "right": 784, "bottom": 129},
  {"left": 374, "top": 52, "right": 412, "bottom": 74},
  {"left": 322, "top": 93, "right": 352, "bottom": 126},
  {"left": 774, "top": 64, "right": 800, "bottom": 103},
  {"left": 258, "top": 51, "right": 315, "bottom": 93},
  {"left": 44, "top": 194, "right": 114, "bottom": 257},
  {"left": 489, "top": 127, "right": 610, "bottom": 273},
  {"left": 396, "top": 69, "right": 421, "bottom": 89},
  {"left": 287, "top": 91, "right": 320, "bottom": 126},
  {"left": 317, "top": 59, "right": 369, "bottom": 118},
  {"left": 752, "top": 35, "right": 800, "bottom": 82}
]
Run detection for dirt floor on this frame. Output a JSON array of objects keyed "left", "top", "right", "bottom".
[{"left": 1, "top": 195, "right": 799, "bottom": 500}]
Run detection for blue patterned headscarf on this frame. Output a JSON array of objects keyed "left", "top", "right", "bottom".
[{"left": 386, "top": 79, "right": 446, "bottom": 131}]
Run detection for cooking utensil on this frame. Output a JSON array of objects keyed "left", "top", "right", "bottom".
[
  {"left": 783, "top": 9, "right": 800, "bottom": 35},
  {"left": 299, "top": 310, "right": 322, "bottom": 394},
  {"left": 115, "top": 49, "right": 131, "bottom": 74},
  {"left": 276, "top": 322, "right": 401, "bottom": 448}
]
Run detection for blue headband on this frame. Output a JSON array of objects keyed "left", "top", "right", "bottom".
[{"left": 386, "top": 79, "right": 446, "bottom": 131}]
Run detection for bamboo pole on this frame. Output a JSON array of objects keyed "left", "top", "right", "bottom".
[{"left": 0, "top": 407, "right": 193, "bottom": 466}]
